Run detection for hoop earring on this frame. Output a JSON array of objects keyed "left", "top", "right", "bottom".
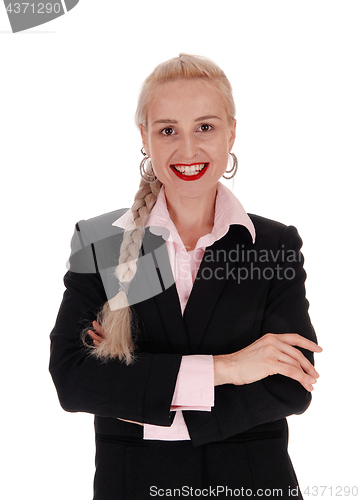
[
  {"left": 139, "top": 148, "right": 158, "bottom": 183},
  {"left": 223, "top": 152, "right": 238, "bottom": 180}
]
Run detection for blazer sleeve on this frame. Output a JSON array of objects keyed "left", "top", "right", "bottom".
[
  {"left": 49, "top": 222, "right": 182, "bottom": 426},
  {"left": 185, "top": 224, "right": 318, "bottom": 447}
]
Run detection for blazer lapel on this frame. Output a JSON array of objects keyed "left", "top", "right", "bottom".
[
  {"left": 132, "top": 229, "right": 191, "bottom": 354},
  {"left": 153, "top": 284, "right": 192, "bottom": 354},
  {"left": 183, "top": 226, "right": 253, "bottom": 353}
]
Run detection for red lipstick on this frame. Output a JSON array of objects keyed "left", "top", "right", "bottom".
[{"left": 170, "top": 163, "right": 209, "bottom": 181}]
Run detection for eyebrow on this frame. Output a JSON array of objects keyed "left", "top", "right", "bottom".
[
  {"left": 151, "top": 115, "right": 222, "bottom": 126},
  {"left": 195, "top": 115, "right": 222, "bottom": 122}
]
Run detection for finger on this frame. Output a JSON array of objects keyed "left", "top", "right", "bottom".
[
  {"left": 92, "top": 321, "right": 105, "bottom": 337},
  {"left": 276, "top": 352, "right": 318, "bottom": 387},
  {"left": 271, "top": 333, "right": 323, "bottom": 353},
  {"left": 273, "top": 340, "right": 320, "bottom": 379},
  {"left": 270, "top": 357, "right": 317, "bottom": 390},
  {"left": 261, "top": 335, "right": 320, "bottom": 378},
  {"left": 87, "top": 329, "right": 104, "bottom": 343},
  {"left": 303, "top": 382, "right": 314, "bottom": 392},
  {"left": 276, "top": 352, "right": 304, "bottom": 372}
]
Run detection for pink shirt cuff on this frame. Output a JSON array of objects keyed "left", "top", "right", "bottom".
[
  {"left": 143, "top": 355, "right": 214, "bottom": 441},
  {"left": 170, "top": 355, "right": 214, "bottom": 410},
  {"left": 143, "top": 411, "right": 190, "bottom": 440}
]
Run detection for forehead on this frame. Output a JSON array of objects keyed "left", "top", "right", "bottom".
[{"left": 147, "top": 79, "right": 227, "bottom": 124}]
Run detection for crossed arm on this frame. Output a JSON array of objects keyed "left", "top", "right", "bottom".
[
  {"left": 88, "top": 321, "right": 322, "bottom": 427},
  {"left": 53, "top": 221, "right": 321, "bottom": 439}
]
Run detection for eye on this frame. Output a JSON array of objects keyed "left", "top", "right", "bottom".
[
  {"left": 161, "top": 127, "right": 176, "bottom": 136},
  {"left": 198, "top": 123, "right": 213, "bottom": 132}
]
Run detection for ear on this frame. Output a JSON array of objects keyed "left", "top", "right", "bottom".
[
  {"left": 229, "top": 119, "right": 237, "bottom": 151},
  {"left": 140, "top": 125, "right": 149, "bottom": 154}
]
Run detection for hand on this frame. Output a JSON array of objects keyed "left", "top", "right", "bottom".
[
  {"left": 87, "top": 321, "right": 144, "bottom": 426},
  {"left": 213, "top": 333, "right": 322, "bottom": 392},
  {"left": 87, "top": 321, "right": 105, "bottom": 347}
]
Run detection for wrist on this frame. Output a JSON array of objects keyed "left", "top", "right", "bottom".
[{"left": 213, "top": 354, "right": 231, "bottom": 386}]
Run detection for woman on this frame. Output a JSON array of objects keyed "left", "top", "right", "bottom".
[{"left": 50, "top": 54, "right": 322, "bottom": 499}]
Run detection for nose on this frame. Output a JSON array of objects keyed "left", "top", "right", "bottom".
[{"left": 177, "top": 134, "right": 198, "bottom": 160}]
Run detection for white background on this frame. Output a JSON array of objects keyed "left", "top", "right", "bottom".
[{"left": 1, "top": 1, "right": 359, "bottom": 498}]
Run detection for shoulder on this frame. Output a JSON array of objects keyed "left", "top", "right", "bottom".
[
  {"left": 67, "top": 209, "right": 128, "bottom": 274},
  {"left": 75, "top": 208, "right": 129, "bottom": 246},
  {"left": 247, "top": 213, "right": 303, "bottom": 250},
  {"left": 248, "top": 213, "right": 286, "bottom": 233}
]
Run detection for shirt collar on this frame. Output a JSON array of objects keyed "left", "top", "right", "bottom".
[
  {"left": 112, "top": 182, "right": 256, "bottom": 247},
  {"left": 212, "top": 182, "right": 256, "bottom": 243}
]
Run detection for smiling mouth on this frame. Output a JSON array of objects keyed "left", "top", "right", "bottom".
[{"left": 170, "top": 163, "right": 209, "bottom": 181}]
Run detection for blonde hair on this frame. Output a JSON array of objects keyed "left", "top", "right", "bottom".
[
  {"left": 89, "top": 54, "right": 236, "bottom": 364},
  {"left": 135, "top": 53, "right": 236, "bottom": 128}
]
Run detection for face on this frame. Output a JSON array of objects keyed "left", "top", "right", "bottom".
[{"left": 141, "top": 79, "right": 236, "bottom": 205}]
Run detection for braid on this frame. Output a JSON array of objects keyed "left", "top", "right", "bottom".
[
  {"left": 88, "top": 172, "right": 162, "bottom": 364},
  {"left": 115, "top": 179, "right": 159, "bottom": 283}
]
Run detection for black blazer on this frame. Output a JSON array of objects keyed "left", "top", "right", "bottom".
[{"left": 50, "top": 209, "right": 317, "bottom": 448}]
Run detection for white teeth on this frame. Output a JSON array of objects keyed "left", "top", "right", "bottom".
[{"left": 172, "top": 163, "right": 207, "bottom": 176}]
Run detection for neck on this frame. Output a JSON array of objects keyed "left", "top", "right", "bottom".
[{"left": 163, "top": 185, "right": 217, "bottom": 249}]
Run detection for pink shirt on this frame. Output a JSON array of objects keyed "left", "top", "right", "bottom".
[{"left": 112, "top": 182, "right": 256, "bottom": 440}]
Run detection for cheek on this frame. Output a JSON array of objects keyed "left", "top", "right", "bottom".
[
  {"left": 150, "top": 150, "right": 164, "bottom": 168},
  {"left": 149, "top": 143, "right": 172, "bottom": 171},
  {"left": 148, "top": 136, "right": 166, "bottom": 161},
  {"left": 149, "top": 156, "right": 169, "bottom": 182},
  {"left": 211, "top": 132, "right": 232, "bottom": 154},
  {"left": 211, "top": 142, "right": 230, "bottom": 164}
]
